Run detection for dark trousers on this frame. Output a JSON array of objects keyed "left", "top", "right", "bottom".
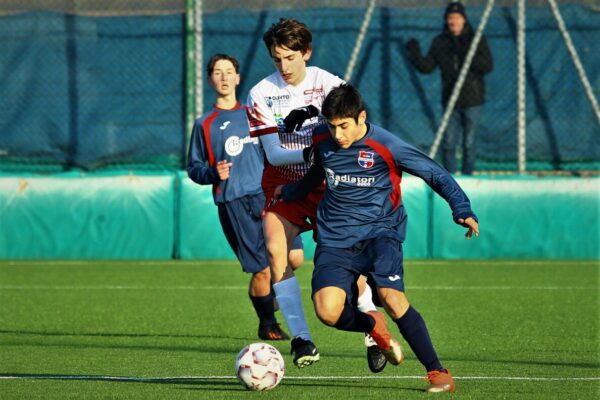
[{"left": 442, "top": 106, "right": 481, "bottom": 175}]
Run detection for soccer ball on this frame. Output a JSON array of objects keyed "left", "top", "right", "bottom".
[{"left": 235, "top": 342, "right": 285, "bottom": 391}]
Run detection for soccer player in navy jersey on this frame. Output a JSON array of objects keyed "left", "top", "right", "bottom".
[
  {"left": 187, "top": 54, "right": 304, "bottom": 341},
  {"left": 278, "top": 84, "right": 479, "bottom": 393}
]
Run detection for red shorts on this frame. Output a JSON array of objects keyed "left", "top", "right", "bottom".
[{"left": 262, "top": 178, "right": 325, "bottom": 233}]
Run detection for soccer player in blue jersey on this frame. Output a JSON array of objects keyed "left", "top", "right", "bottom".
[
  {"left": 278, "top": 84, "right": 479, "bottom": 393},
  {"left": 187, "top": 54, "right": 304, "bottom": 341}
]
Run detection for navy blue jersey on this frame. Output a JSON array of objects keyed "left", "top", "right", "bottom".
[
  {"left": 298, "top": 123, "right": 476, "bottom": 248},
  {"left": 187, "top": 102, "right": 264, "bottom": 204}
]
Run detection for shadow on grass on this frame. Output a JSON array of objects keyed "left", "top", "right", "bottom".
[
  {"left": 5, "top": 329, "right": 597, "bottom": 371},
  {"left": 0, "top": 373, "right": 425, "bottom": 393},
  {"left": 0, "top": 374, "right": 243, "bottom": 393},
  {"left": 172, "top": 381, "right": 423, "bottom": 393},
  {"left": 0, "top": 329, "right": 249, "bottom": 341},
  {"left": 0, "top": 328, "right": 253, "bottom": 354}
]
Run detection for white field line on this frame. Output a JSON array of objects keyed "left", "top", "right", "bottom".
[
  {"left": 1, "top": 260, "right": 598, "bottom": 267},
  {"left": 0, "top": 285, "right": 595, "bottom": 291},
  {"left": 0, "top": 374, "right": 599, "bottom": 382}
]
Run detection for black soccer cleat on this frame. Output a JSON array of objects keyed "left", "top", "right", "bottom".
[
  {"left": 258, "top": 322, "right": 290, "bottom": 341},
  {"left": 365, "top": 333, "right": 388, "bottom": 373},
  {"left": 290, "top": 337, "right": 320, "bottom": 368}
]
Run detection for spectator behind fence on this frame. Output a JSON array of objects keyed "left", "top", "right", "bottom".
[{"left": 406, "top": 1, "right": 493, "bottom": 175}]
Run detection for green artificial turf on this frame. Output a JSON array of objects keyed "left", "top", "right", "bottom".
[{"left": 0, "top": 260, "right": 598, "bottom": 399}]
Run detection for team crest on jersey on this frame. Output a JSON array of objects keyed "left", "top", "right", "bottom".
[{"left": 357, "top": 151, "right": 375, "bottom": 169}]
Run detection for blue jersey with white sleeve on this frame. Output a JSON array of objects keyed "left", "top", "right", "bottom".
[
  {"left": 187, "top": 102, "right": 264, "bottom": 204},
  {"left": 304, "top": 123, "right": 476, "bottom": 248}
]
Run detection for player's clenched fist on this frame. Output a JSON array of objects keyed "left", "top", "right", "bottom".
[
  {"left": 283, "top": 105, "right": 319, "bottom": 133},
  {"left": 216, "top": 160, "right": 232, "bottom": 180}
]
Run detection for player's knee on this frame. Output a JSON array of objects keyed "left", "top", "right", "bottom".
[
  {"left": 265, "top": 241, "right": 287, "bottom": 264},
  {"left": 252, "top": 267, "right": 271, "bottom": 284},
  {"left": 313, "top": 295, "right": 343, "bottom": 327},
  {"left": 265, "top": 246, "right": 287, "bottom": 276},
  {"left": 315, "top": 307, "right": 340, "bottom": 327},
  {"left": 379, "top": 288, "right": 410, "bottom": 319},
  {"left": 288, "top": 249, "right": 304, "bottom": 270}
]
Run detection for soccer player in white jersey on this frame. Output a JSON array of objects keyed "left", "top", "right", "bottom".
[{"left": 246, "top": 18, "right": 385, "bottom": 371}]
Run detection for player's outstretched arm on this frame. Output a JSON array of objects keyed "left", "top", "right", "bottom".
[
  {"left": 391, "top": 136, "right": 478, "bottom": 230},
  {"left": 259, "top": 133, "right": 306, "bottom": 166}
]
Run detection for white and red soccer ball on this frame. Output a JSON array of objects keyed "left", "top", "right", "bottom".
[{"left": 235, "top": 342, "right": 285, "bottom": 391}]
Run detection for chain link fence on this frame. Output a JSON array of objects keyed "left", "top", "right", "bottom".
[
  {"left": 1, "top": 0, "right": 598, "bottom": 173},
  {"left": 0, "top": 0, "right": 186, "bottom": 171}
]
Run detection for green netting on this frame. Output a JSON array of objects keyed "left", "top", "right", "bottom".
[{"left": 1, "top": 4, "right": 598, "bottom": 173}]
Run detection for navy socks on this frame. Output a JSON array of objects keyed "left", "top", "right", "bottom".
[
  {"left": 250, "top": 292, "right": 277, "bottom": 326},
  {"left": 394, "top": 306, "right": 443, "bottom": 371},
  {"left": 333, "top": 303, "right": 375, "bottom": 333}
]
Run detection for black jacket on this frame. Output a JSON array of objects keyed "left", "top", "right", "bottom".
[{"left": 407, "top": 22, "right": 493, "bottom": 108}]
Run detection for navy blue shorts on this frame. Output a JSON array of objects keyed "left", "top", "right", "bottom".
[
  {"left": 218, "top": 194, "right": 303, "bottom": 274},
  {"left": 290, "top": 235, "right": 304, "bottom": 251},
  {"left": 312, "top": 237, "right": 405, "bottom": 305}
]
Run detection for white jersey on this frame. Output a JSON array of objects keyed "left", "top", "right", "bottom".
[{"left": 247, "top": 66, "right": 344, "bottom": 183}]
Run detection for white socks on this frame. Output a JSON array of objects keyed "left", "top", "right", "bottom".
[
  {"left": 357, "top": 279, "right": 377, "bottom": 313},
  {"left": 272, "top": 276, "right": 312, "bottom": 341},
  {"left": 272, "top": 276, "right": 375, "bottom": 341}
]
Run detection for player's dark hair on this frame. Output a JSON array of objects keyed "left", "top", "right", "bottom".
[
  {"left": 262, "top": 18, "right": 312, "bottom": 56},
  {"left": 206, "top": 54, "right": 240, "bottom": 76},
  {"left": 322, "top": 84, "right": 365, "bottom": 123}
]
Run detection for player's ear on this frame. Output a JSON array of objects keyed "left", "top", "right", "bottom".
[
  {"left": 235, "top": 73, "right": 241, "bottom": 86},
  {"left": 303, "top": 48, "right": 312, "bottom": 62},
  {"left": 358, "top": 110, "right": 367, "bottom": 125}
]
